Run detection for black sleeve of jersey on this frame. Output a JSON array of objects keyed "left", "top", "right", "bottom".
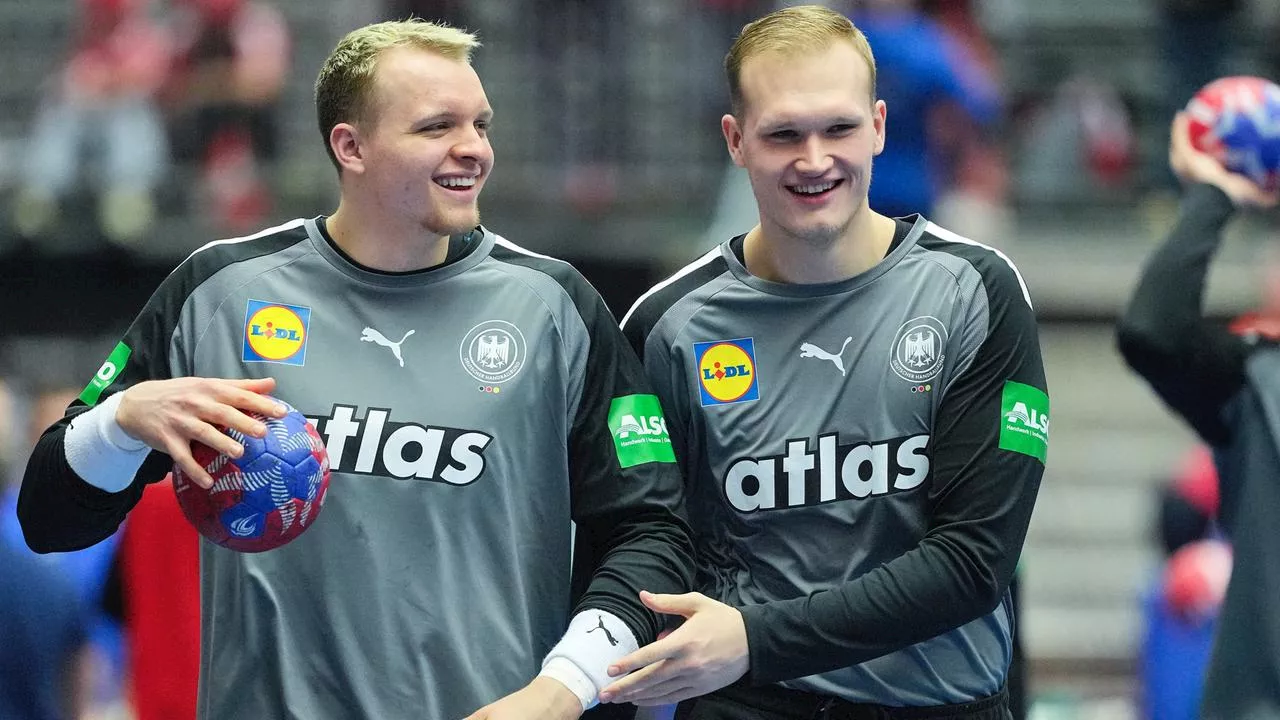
[
  {"left": 621, "top": 321, "right": 646, "bottom": 364},
  {"left": 19, "top": 424, "right": 172, "bottom": 553},
  {"left": 1116, "top": 183, "right": 1251, "bottom": 445},
  {"left": 18, "top": 260, "right": 206, "bottom": 553},
  {"left": 739, "top": 252, "right": 1047, "bottom": 684},
  {"left": 20, "top": 229, "right": 306, "bottom": 553},
  {"left": 560, "top": 273, "right": 696, "bottom": 645}
]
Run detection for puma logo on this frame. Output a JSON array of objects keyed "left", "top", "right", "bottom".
[
  {"left": 361, "top": 327, "right": 416, "bottom": 367},
  {"left": 799, "top": 337, "right": 853, "bottom": 376},
  {"left": 586, "top": 614, "right": 618, "bottom": 646}
]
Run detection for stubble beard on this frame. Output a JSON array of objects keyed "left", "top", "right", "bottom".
[
  {"left": 789, "top": 220, "right": 845, "bottom": 249},
  {"left": 427, "top": 203, "right": 481, "bottom": 237}
]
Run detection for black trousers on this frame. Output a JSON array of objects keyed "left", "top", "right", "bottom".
[{"left": 674, "top": 684, "right": 1010, "bottom": 720}]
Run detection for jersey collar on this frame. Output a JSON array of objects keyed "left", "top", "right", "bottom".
[
  {"left": 305, "top": 218, "right": 494, "bottom": 288},
  {"left": 721, "top": 214, "right": 927, "bottom": 297}
]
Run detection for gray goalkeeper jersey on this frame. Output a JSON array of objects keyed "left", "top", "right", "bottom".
[
  {"left": 18, "top": 219, "right": 693, "bottom": 719},
  {"left": 623, "top": 217, "right": 1047, "bottom": 706}
]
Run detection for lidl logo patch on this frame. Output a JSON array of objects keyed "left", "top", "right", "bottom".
[
  {"left": 608, "top": 394, "right": 677, "bottom": 468},
  {"left": 243, "top": 300, "right": 311, "bottom": 365},
  {"left": 999, "top": 381, "right": 1049, "bottom": 463},
  {"left": 694, "top": 337, "right": 759, "bottom": 407}
]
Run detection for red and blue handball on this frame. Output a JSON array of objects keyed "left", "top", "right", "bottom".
[
  {"left": 1186, "top": 75, "right": 1280, "bottom": 191},
  {"left": 173, "top": 399, "right": 330, "bottom": 553}
]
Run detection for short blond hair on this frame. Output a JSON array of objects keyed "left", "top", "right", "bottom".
[
  {"left": 315, "top": 19, "right": 480, "bottom": 171},
  {"left": 725, "top": 5, "right": 876, "bottom": 117}
]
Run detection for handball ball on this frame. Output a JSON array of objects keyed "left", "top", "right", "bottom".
[
  {"left": 1186, "top": 76, "right": 1280, "bottom": 191},
  {"left": 172, "top": 399, "right": 330, "bottom": 553}
]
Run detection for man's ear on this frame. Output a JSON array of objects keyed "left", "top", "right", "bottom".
[
  {"left": 331, "top": 123, "right": 366, "bottom": 174},
  {"left": 723, "top": 114, "right": 746, "bottom": 168}
]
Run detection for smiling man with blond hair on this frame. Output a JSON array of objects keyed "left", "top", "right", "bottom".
[
  {"left": 603, "top": 6, "right": 1046, "bottom": 718},
  {"left": 19, "top": 18, "right": 693, "bottom": 720}
]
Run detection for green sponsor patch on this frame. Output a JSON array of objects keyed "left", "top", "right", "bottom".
[
  {"left": 608, "top": 394, "right": 677, "bottom": 468},
  {"left": 80, "top": 341, "right": 132, "bottom": 407},
  {"left": 999, "top": 381, "right": 1049, "bottom": 463}
]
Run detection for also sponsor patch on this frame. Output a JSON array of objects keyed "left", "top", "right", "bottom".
[
  {"left": 608, "top": 394, "right": 677, "bottom": 468},
  {"left": 243, "top": 300, "right": 311, "bottom": 366},
  {"left": 694, "top": 338, "right": 760, "bottom": 407},
  {"left": 999, "top": 381, "right": 1049, "bottom": 463}
]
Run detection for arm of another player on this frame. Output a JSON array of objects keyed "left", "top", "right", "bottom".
[
  {"left": 463, "top": 676, "right": 584, "bottom": 720},
  {"left": 603, "top": 252, "right": 1048, "bottom": 705},
  {"left": 1116, "top": 112, "right": 1279, "bottom": 445},
  {"left": 532, "top": 278, "right": 695, "bottom": 714}
]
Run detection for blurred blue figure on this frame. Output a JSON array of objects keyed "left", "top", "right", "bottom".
[
  {"left": 11, "top": 0, "right": 171, "bottom": 244},
  {"left": 0, "top": 535, "right": 91, "bottom": 720},
  {"left": 1, "top": 387, "right": 125, "bottom": 715},
  {"left": 1139, "top": 582, "right": 1219, "bottom": 720},
  {"left": 1138, "top": 448, "right": 1229, "bottom": 720},
  {"left": 852, "top": 0, "right": 1000, "bottom": 218}
]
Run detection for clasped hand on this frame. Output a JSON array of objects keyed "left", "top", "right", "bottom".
[{"left": 598, "top": 591, "right": 749, "bottom": 707}]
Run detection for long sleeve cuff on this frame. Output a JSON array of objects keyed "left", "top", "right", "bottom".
[{"left": 63, "top": 393, "right": 151, "bottom": 493}]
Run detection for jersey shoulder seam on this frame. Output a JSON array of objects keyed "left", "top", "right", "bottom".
[
  {"left": 176, "top": 221, "right": 314, "bottom": 358},
  {"left": 188, "top": 253, "right": 318, "bottom": 356},
  {"left": 485, "top": 235, "right": 584, "bottom": 358},
  {"left": 621, "top": 247, "right": 728, "bottom": 344},
  {"left": 916, "top": 221, "right": 1033, "bottom": 309}
]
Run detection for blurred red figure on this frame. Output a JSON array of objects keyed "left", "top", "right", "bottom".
[
  {"left": 119, "top": 478, "right": 200, "bottom": 720},
  {"left": 1164, "top": 540, "right": 1233, "bottom": 621},
  {"left": 163, "top": 0, "right": 290, "bottom": 232},
  {"left": 65, "top": 0, "right": 171, "bottom": 102}
]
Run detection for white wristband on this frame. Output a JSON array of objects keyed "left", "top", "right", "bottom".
[
  {"left": 540, "top": 610, "right": 638, "bottom": 711},
  {"left": 64, "top": 392, "right": 151, "bottom": 493}
]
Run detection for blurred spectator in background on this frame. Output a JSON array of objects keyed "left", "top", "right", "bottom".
[
  {"left": 850, "top": 0, "right": 1001, "bottom": 220},
  {"left": 1139, "top": 446, "right": 1229, "bottom": 720},
  {"left": 10, "top": 0, "right": 171, "bottom": 246},
  {"left": 917, "top": 0, "right": 1012, "bottom": 244},
  {"left": 162, "top": 0, "right": 290, "bottom": 233},
  {"left": 0, "top": 382, "right": 96, "bottom": 720},
  {"left": 1014, "top": 74, "right": 1137, "bottom": 209},
  {"left": 0, "top": 530, "right": 93, "bottom": 720},
  {"left": 2, "top": 385, "right": 126, "bottom": 717}
]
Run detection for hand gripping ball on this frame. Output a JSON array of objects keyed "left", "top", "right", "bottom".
[
  {"left": 172, "top": 399, "right": 330, "bottom": 553},
  {"left": 1186, "top": 76, "right": 1280, "bottom": 191}
]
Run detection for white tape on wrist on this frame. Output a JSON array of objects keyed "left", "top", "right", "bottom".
[
  {"left": 541, "top": 610, "right": 639, "bottom": 710},
  {"left": 538, "top": 657, "right": 597, "bottom": 712},
  {"left": 64, "top": 392, "right": 151, "bottom": 493}
]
